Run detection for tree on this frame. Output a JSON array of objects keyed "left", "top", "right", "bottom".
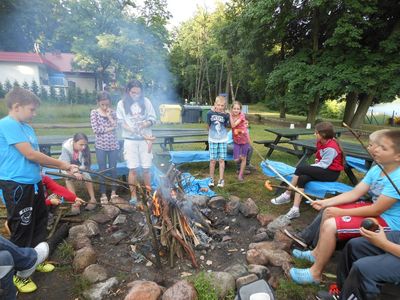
[
  {"left": 40, "top": 86, "right": 48, "bottom": 101},
  {"left": 30, "top": 80, "right": 39, "bottom": 96},
  {"left": 49, "top": 86, "right": 56, "bottom": 102},
  {"left": 13, "top": 80, "right": 20, "bottom": 88},
  {"left": 4, "top": 79, "right": 12, "bottom": 92},
  {"left": 22, "top": 81, "right": 29, "bottom": 90},
  {"left": 0, "top": 82, "right": 5, "bottom": 98}
]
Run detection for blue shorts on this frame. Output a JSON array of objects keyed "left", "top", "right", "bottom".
[{"left": 209, "top": 142, "right": 227, "bottom": 160}]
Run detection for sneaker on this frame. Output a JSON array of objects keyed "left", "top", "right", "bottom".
[
  {"left": 69, "top": 204, "right": 80, "bottom": 216},
  {"left": 238, "top": 175, "right": 244, "bottom": 181},
  {"left": 289, "top": 267, "right": 320, "bottom": 285},
  {"left": 13, "top": 276, "right": 37, "bottom": 293},
  {"left": 283, "top": 229, "right": 308, "bottom": 249},
  {"left": 271, "top": 192, "right": 291, "bottom": 205},
  {"left": 85, "top": 200, "right": 97, "bottom": 211},
  {"left": 217, "top": 179, "right": 225, "bottom": 187},
  {"left": 285, "top": 207, "right": 300, "bottom": 219},
  {"left": 292, "top": 249, "right": 315, "bottom": 263},
  {"left": 17, "top": 242, "right": 49, "bottom": 278},
  {"left": 35, "top": 262, "right": 55, "bottom": 273},
  {"left": 208, "top": 178, "right": 214, "bottom": 187}
]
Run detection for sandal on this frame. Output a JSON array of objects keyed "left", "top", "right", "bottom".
[{"left": 85, "top": 201, "right": 97, "bottom": 211}]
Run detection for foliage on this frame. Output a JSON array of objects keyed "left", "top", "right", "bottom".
[
  {"left": 12, "top": 80, "right": 20, "bottom": 88},
  {"left": 320, "top": 99, "right": 346, "bottom": 119},
  {"left": 4, "top": 80, "right": 12, "bottom": 93},
  {"left": 30, "top": 80, "right": 39, "bottom": 96},
  {"left": 191, "top": 272, "right": 219, "bottom": 300},
  {"left": 0, "top": 82, "right": 5, "bottom": 98},
  {"left": 56, "top": 240, "right": 74, "bottom": 261},
  {"left": 22, "top": 81, "right": 29, "bottom": 90},
  {"left": 39, "top": 86, "right": 48, "bottom": 101}
]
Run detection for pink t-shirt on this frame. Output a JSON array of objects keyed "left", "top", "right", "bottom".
[{"left": 231, "top": 112, "right": 250, "bottom": 144}]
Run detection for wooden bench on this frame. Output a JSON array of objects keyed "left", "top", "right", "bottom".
[{"left": 254, "top": 139, "right": 290, "bottom": 147}]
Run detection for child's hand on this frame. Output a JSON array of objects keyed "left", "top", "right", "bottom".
[
  {"left": 74, "top": 197, "right": 86, "bottom": 206},
  {"left": 50, "top": 197, "right": 62, "bottom": 206},
  {"left": 360, "top": 225, "right": 387, "bottom": 248}
]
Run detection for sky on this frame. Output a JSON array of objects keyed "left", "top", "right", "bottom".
[{"left": 166, "top": 0, "right": 227, "bottom": 28}]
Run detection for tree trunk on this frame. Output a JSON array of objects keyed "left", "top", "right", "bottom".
[
  {"left": 342, "top": 92, "right": 358, "bottom": 125},
  {"left": 225, "top": 58, "right": 232, "bottom": 106},
  {"left": 350, "top": 94, "right": 374, "bottom": 128},
  {"left": 218, "top": 61, "right": 224, "bottom": 95},
  {"left": 205, "top": 58, "right": 212, "bottom": 104},
  {"left": 279, "top": 100, "right": 286, "bottom": 119},
  {"left": 306, "top": 7, "right": 320, "bottom": 123}
]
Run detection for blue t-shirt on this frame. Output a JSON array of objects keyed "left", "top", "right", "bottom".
[
  {"left": 0, "top": 116, "right": 41, "bottom": 184},
  {"left": 361, "top": 165, "right": 400, "bottom": 230},
  {"left": 207, "top": 111, "right": 229, "bottom": 143}
]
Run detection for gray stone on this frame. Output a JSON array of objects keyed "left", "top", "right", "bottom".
[
  {"left": 266, "top": 215, "right": 291, "bottom": 236},
  {"left": 83, "top": 220, "right": 100, "bottom": 237},
  {"left": 82, "top": 264, "right": 108, "bottom": 283},
  {"left": 239, "top": 198, "right": 259, "bottom": 217},
  {"left": 256, "top": 214, "right": 274, "bottom": 226},
  {"left": 252, "top": 232, "right": 268, "bottom": 243},
  {"left": 185, "top": 194, "right": 209, "bottom": 207},
  {"left": 223, "top": 263, "right": 248, "bottom": 280},
  {"left": 236, "top": 274, "right": 259, "bottom": 289},
  {"left": 71, "top": 235, "right": 91, "bottom": 250},
  {"left": 246, "top": 249, "right": 269, "bottom": 266},
  {"left": 90, "top": 213, "right": 112, "bottom": 224},
  {"left": 273, "top": 229, "right": 293, "bottom": 251},
  {"left": 247, "top": 264, "right": 271, "bottom": 281},
  {"left": 205, "top": 272, "right": 235, "bottom": 299},
  {"left": 265, "top": 249, "right": 292, "bottom": 267},
  {"left": 69, "top": 225, "right": 87, "bottom": 239},
  {"left": 102, "top": 205, "right": 120, "bottom": 219},
  {"left": 124, "top": 280, "right": 163, "bottom": 300},
  {"left": 222, "top": 235, "right": 232, "bottom": 242},
  {"left": 225, "top": 199, "right": 240, "bottom": 216},
  {"left": 111, "top": 230, "right": 129, "bottom": 244},
  {"left": 208, "top": 196, "right": 227, "bottom": 209},
  {"left": 162, "top": 280, "right": 198, "bottom": 300},
  {"left": 113, "top": 214, "right": 127, "bottom": 225},
  {"left": 83, "top": 277, "right": 118, "bottom": 300},
  {"left": 73, "top": 246, "right": 97, "bottom": 273}
]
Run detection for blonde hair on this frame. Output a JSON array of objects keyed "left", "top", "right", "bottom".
[
  {"left": 231, "top": 101, "right": 242, "bottom": 110},
  {"left": 369, "top": 129, "right": 390, "bottom": 144},
  {"left": 215, "top": 96, "right": 226, "bottom": 105}
]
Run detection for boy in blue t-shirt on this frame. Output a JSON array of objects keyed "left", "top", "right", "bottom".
[
  {"left": 289, "top": 129, "right": 400, "bottom": 286},
  {"left": 206, "top": 96, "right": 229, "bottom": 188},
  {"left": 0, "top": 87, "right": 80, "bottom": 293}
]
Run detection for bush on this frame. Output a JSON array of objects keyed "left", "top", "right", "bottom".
[{"left": 320, "top": 99, "right": 345, "bottom": 119}]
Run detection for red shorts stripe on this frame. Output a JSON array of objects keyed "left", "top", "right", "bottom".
[{"left": 335, "top": 202, "right": 389, "bottom": 240}]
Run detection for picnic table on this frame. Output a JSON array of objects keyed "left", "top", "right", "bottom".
[
  {"left": 288, "top": 138, "right": 373, "bottom": 185},
  {"left": 254, "top": 127, "right": 348, "bottom": 159},
  {"left": 38, "top": 128, "right": 209, "bottom": 156}
]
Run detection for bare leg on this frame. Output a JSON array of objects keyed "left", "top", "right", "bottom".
[
  {"left": 129, "top": 169, "right": 137, "bottom": 199},
  {"left": 85, "top": 182, "right": 96, "bottom": 202},
  {"left": 282, "top": 175, "right": 299, "bottom": 196},
  {"left": 143, "top": 168, "right": 151, "bottom": 191},
  {"left": 65, "top": 180, "right": 76, "bottom": 194},
  {"left": 219, "top": 159, "right": 225, "bottom": 180},
  {"left": 292, "top": 187, "right": 304, "bottom": 208},
  {"left": 309, "top": 217, "right": 338, "bottom": 281},
  {"left": 239, "top": 156, "right": 246, "bottom": 178},
  {"left": 209, "top": 160, "right": 216, "bottom": 179}
]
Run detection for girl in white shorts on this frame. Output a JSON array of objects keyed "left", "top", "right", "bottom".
[{"left": 116, "top": 80, "right": 157, "bottom": 205}]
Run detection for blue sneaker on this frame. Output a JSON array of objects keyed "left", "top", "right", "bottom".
[
  {"left": 292, "top": 249, "right": 315, "bottom": 263},
  {"left": 129, "top": 198, "right": 138, "bottom": 206},
  {"left": 289, "top": 268, "right": 320, "bottom": 285}
]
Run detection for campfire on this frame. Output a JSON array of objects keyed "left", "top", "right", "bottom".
[{"left": 134, "top": 164, "right": 213, "bottom": 269}]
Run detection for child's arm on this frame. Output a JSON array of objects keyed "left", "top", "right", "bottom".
[
  {"left": 324, "top": 194, "right": 397, "bottom": 219},
  {"left": 312, "top": 147, "right": 338, "bottom": 169},
  {"left": 15, "top": 142, "right": 77, "bottom": 173},
  {"left": 42, "top": 175, "right": 77, "bottom": 203},
  {"left": 311, "top": 182, "right": 370, "bottom": 210},
  {"left": 361, "top": 227, "right": 400, "bottom": 257}
]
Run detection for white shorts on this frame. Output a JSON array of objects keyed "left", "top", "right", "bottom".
[{"left": 123, "top": 139, "right": 153, "bottom": 169}]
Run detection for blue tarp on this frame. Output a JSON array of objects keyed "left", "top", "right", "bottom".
[
  {"left": 260, "top": 160, "right": 353, "bottom": 198},
  {"left": 43, "top": 163, "right": 215, "bottom": 196},
  {"left": 169, "top": 150, "right": 234, "bottom": 164},
  {"left": 346, "top": 156, "right": 368, "bottom": 173}
]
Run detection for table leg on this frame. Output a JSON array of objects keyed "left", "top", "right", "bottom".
[
  {"left": 265, "top": 136, "right": 282, "bottom": 158},
  {"left": 294, "top": 149, "right": 313, "bottom": 167},
  {"left": 344, "top": 165, "right": 359, "bottom": 185}
]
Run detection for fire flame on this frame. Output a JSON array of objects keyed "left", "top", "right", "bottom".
[{"left": 152, "top": 191, "right": 161, "bottom": 217}]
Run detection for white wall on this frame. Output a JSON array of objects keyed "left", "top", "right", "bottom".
[
  {"left": 66, "top": 74, "right": 96, "bottom": 91},
  {"left": 0, "top": 62, "right": 41, "bottom": 85}
]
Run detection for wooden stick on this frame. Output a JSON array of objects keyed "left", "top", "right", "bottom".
[
  {"left": 342, "top": 122, "right": 400, "bottom": 196},
  {"left": 48, "top": 207, "right": 68, "bottom": 239},
  {"left": 252, "top": 145, "right": 315, "bottom": 203}
]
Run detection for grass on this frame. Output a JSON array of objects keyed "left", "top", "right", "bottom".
[{"left": 190, "top": 271, "right": 219, "bottom": 300}]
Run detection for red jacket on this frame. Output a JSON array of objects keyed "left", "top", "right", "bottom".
[
  {"left": 315, "top": 139, "right": 344, "bottom": 171},
  {"left": 42, "top": 175, "right": 77, "bottom": 206}
]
